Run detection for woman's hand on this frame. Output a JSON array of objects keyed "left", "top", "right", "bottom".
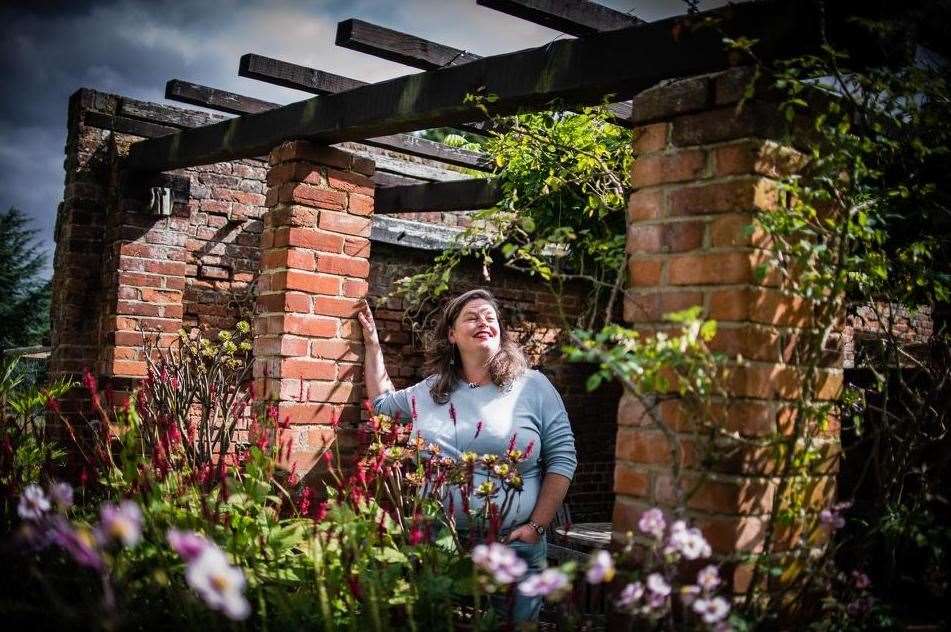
[
  {"left": 356, "top": 299, "right": 380, "bottom": 347},
  {"left": 506, "top": 524, "right": 540, "bottom": 545}
]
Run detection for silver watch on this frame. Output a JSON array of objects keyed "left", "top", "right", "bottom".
[{"left": 528, "top": 520, "right": 546, "bottom": 536}]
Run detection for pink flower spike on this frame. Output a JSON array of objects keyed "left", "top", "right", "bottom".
[
  {"left": 474, "top": 421, "right": 483, "bottom": 439},
  {"left": 449, "top": 402, "right": 457, "bottom": 426}
]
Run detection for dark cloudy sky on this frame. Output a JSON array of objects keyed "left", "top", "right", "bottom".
[{"left": 0, "top": 0, "right": 719, "bottom": 276}]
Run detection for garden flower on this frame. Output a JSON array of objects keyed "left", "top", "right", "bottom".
[
  {"left": 518, "top": 568, "right": 571, "bottom": 601},
  {"left": 638, "top": 508, "right": 665, "bottom": 539},
  {"left": 98, "top": 500, "right": 142, "bottom": 547},
  {"left": 185, "top": 544, "right": 250, "bottom": 621},
  {"left": 697, "top": 564, "right": 721, "bottom": 592},
  {"left": 471, "top": 542, "right": 527, "bottom": 584},
  {"left": 52, "top": 524, "right": 104, "bottom": 571},
  {"left": 667, "top": 520, "right": 711, "bottom": 560},
  {"left": 646, "top": 573, "right": 671, "bottom": 598},
  {"left": 167, "top": 529, "right": 208, "bottom": 563},
  {"left": 852, "top": 570, "right": 871, "bottom": 590},
  {"left": 680, "top": 584, "right": 701, "bottom": 605},
  {"left": 693, "top": 596, "right": 731, "bottom": 624},
  {"left": 585, "top": 550, "right": 615, "bottom": 584},
  {"left": 49, "top": 482, "right": 74, "bottom": 511},
  {"left": 819, "top": 501, "right": 851, "bottom": 531},
  {"left": 18, "top": 484, "right": 50, "bottom": 521},
  {"left": 616, "top": 581, "right": 644, "bottom": 609}
]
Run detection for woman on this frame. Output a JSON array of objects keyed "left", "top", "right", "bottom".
[{"left": 358, "top": 288, "right": 577, "bottom": 623}]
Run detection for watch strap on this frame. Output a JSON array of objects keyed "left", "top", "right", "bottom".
[{"left": 528, "top": 520, "right": 546, "bottom": 535}]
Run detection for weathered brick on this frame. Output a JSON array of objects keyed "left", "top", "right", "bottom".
[
  {"left": 311, "top": 339, "right": 361, "bottom": 362},
  {"left": 633, "top": 123, "right": 668, "bottom": 154},
  {"left": 267, "top": 205, "right": 320, "bottom": 228},
  {"left": 671, "top": 102, "right": 783, "bottom": 147},
  {"left": 326, "top": 168, "right": 374, "bottom": 196},
  {"left": 315, "top": 253, "right": 370, "bottom": 278},
  {"left": 626, "top": 188, "right": 664, "bottom": 222},
  {"left": 343, "top": 237, "right": 370, "bottom": 257},
  {"left": 631, "top": 75, "right": 711, "bottom": 124},
  {"left": 667, "top": 252, "right": 752, "bottom": 285},
  {"left": 668, "top": 178, "right": 779, "bottom": 217},
  {"left": 614, "top": 463, "right": 651, "bottom": 497},
  {"left": 282, "top": 314, "right": 337, "bottom": 338},
  {"left": 277, "top": 183, "right": 347, "bottom": 210},
  {"left": 627, "top": 259, "right": 663, "bottom": 287},
  {"left": 342, "top": 279, "right": 369, "bottom": 298},
  {"left": 313, "top": 296, "right": 361, "bottom": 318},
  {"left": 624, "top": 289, "right": 703, "bottom": 322},
  {"left": 348, "top": 193, "right": 374, "bottom": 216},
  {"left": 270, "top": 226, "right": 344, "bottom": 253},
  {"left": 262, "top": 248, "right": 316, "bottom": 271},
  {"left": 279, "top": 358, "right": 336, "bottom": 380},
  {"left": 271, "top": 270, "right": 340, "bottom": 295},
  {"left": 631, "top": 149, "right": 707, "bottom": 188},
  {"left": 318, "top": 211, "right": 371, "bottom": 237}
]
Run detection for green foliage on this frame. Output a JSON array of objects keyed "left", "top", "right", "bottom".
[
  {"left": 393, "top": 104, "right": 632, "bottom": 329},
  {"left": 0, "top": 207, "right": 51, "bottom": 351}
]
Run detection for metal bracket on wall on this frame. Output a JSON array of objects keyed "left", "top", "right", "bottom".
[{"left": 148, "top": 187, "right": 172, "bottom": 216}]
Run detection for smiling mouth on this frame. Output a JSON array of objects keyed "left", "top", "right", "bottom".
[{"left": 474, "top": 331, "right": 493, "bottom": 340}]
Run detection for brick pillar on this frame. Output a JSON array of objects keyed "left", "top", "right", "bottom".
[
  {"left": 613, "top": 68, "right": 841, "bottom": 592},
  {"left": 255, "top": 141, "right": 374, "bottom": 470},
  {"left": 50, "top": 90, "right": 110, "bottom": 398}
]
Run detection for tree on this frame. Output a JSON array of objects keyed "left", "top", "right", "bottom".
[{"left": 0, "top": 207, "right": 51, "bottom": 351}]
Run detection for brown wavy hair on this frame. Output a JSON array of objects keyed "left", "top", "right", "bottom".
[{"left": 424, "top": 289, "right": 528, "bottom": 404}]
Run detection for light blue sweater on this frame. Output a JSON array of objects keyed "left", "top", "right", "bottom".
[{"left": 372, "top": 369, "right": 577, "bottom": 531}]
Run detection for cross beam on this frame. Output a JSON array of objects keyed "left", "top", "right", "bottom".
[
  {"left": 334, "top": 18, "right": 634, "bottom": 127},
  {"left": 476, "top": 0, "right": 643, "bottom": 36},
  {"left": 164, "top": 80, "right": 490, "bottom": 170},
  {"left": 239, "top": 53, "right": 366, "bottom": 95},
  {"left": 336, "top": 19, "right": 483, "bottom": 70},
  {"left": 238, "top": 52, "right": 491, "bottom": 136},
  {"left": 126, "top": 1, "right": 827, "bottom": 173},
  {"left": 376, "top": 178, "right": 500, "bottom": 214}
]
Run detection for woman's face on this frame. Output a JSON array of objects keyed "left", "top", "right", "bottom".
[{"left": 448, "top": 298, "right": 501, "bottom": 358}]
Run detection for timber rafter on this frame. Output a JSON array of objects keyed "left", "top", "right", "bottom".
[{"left": 130, "top": 1, "right": 856, "bottom": 173}]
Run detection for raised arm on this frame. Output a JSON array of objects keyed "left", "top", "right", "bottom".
[{"left": 357, "top": 300, "right": 395, "bottom": 401}]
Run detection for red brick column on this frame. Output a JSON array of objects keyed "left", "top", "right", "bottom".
[
  {"left": 614, "top": 68, "right": 841, "bottom": 592},
  {"left": 255, "top": 141, "right": 374, "bottom": 469}
]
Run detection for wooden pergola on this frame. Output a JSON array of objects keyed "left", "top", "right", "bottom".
[{"left": 122, "top": 0, "right": 862, "bottom": 213}]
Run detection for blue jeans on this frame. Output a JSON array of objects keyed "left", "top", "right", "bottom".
[{"left": 491, "top": 536, "right": 548, "bottom": 624}]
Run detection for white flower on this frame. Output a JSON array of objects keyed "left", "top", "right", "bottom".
[
  {"left": 638, "top": 508, "right": 666, "bottom": 539},
  {"left": 667, "top": 521, "right": 711, "bottom": 560},
  {"left": 692, "top": 596, "right": 731, "bottom": 624},
  {"left": 98, "top": 500, "right": 142, "bottom": 547},
  {"left": 697, "top": 565, "right": 721, "bottom": 592},
  {"left": 185, "top": 544, "right": 251, "bottom": 621},
  {"left": 517, "top": 568, "right": 571, "bottom": 601},
  {"left": 18, "top": 484, "right": 50, "bottom": 520},
  {"left": 680, "top": 584, "right": 701, "bottom": 605},
  {"left": 472, "top": 542, "right": 527, "bottom": 584},
  {"left": 616, "top": 581, "right": 644, "bottom": 609},
  {"left": 50, "top": 482, "right": 74, "bottom": 511},
  {"left": 585, "top": 550, "right": 615, "bottom": 584},
  {"left": 646, "top": 572, "right": 671, "bottom": 597}
]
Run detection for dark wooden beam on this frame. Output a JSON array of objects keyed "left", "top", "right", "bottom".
[
  {"left": 127, "top": 1, "right": 838, "bottom": 172},
  {"left": 165, "top": 79, "right": 489, "bottom": 170},
  {"left": 239, "top": 53, "right": 366, "bottom": 94},
  {"left": 85, "top": 111, "right": 178, "bottom": 138},
  {"left": 334, "top": 17, "right": 634, "bottom": 127},
  {"left": 336, "top": 19, "right": 482, "bottom": 70},
  {"left": 165, "top": 80, "right": 276, "bottom": 116},
  {"left": 238, "top": 52, "right": 491, "bottom": 136},
  {"left": 376, "top": 179, "right": 500, "bottom": 214},
  {"left": 476, "top": 0, "right": 643, "bottom": 36}
]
